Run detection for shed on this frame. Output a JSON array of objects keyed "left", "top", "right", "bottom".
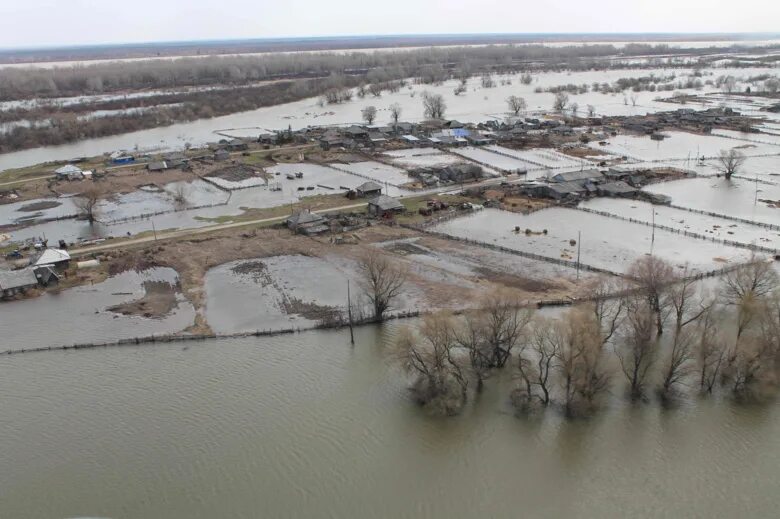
[
  {"left": 147, "top": 161, "right": 168, "bottom": 172},
  {"left": 367, "top": 195, "right": 404, "bottom": 217},
  {"left": 214, "top": 149, "right": 230, "bottom": 161},
  {"left": 0, "top": 268, "right": 38, "bottom": 298},
  {"left": 355, "top": 181, "right": 382, "bottom": 197},
  {"left": 286, "top": 210, "right": 328, "bottom": 235},
  {"left": 163, "top": 152, "right": 187, "bottom": 168},
  {"left": 54, "top": 164, "right": 83, "bottom": 180}
]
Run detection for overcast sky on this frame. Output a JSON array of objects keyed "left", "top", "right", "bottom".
[{"left": 2, "top": 0, "right": 779, "bottom": 48}]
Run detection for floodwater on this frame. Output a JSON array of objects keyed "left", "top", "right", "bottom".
[
  {"left": 204, "top": 255, "right": 424, "bottom": 334},
  {"left": 580, "top": 197, "right": 780, "bottom": 251},
  {"left": 643, "top": 176, "right": 780, "bottom": 226},
  {"left": 2, "top": 66, "right": 777, "bottom": 173},
  {"left": 0, "top": 267, "right": 195, "bottom": 350},
  {"left": 3, "top": 323, "right": 780, "bottom": 518},
  {"left": 430, "top": 207, "right": 752, "bottom": 273}
]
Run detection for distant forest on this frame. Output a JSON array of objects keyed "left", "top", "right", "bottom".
[{"left": 0, "top": 43, "right": 778, "bottom": 153}]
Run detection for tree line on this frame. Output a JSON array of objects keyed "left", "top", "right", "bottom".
[
  {"left": 387, "top": 255, "right": 780, "bottom": 417},
  {"left": 0, "top": 42, "right": 757, "bottom": 102}
]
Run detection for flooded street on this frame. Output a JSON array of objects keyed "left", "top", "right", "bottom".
[{"left": 2, "top": 325, "right": 780, "bottom": 518}]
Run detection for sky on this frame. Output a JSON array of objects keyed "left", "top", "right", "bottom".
[{"left": 1, "top": 0, "right": 780, "bottom": 48}]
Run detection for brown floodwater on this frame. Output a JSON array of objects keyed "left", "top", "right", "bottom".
[{"left": 1, "top": 323, "right": 779, "bottom": 518}]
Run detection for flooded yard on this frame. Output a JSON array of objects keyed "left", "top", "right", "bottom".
[
  {"left": 0, "top": 267, "right": 195, "bottom": 350},
  {"left": 580, "top": 197, "right": 780, "bottom": 251},
  {"left": 430, "top": 207, "right": 752, "bottom": 274},
  {"left": 643, "top": 177, "right": 780, "bottom": 226},
  {"left": 204, "top": 254, "right": 423, "bottom": 334}
]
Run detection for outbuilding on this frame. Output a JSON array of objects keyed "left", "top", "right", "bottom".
[
  {"left": 355, "top": 181, "right": 383, "bottom": 198},
  {"left": 54, "top": 164, "right": 83, "bottom": 181},
  {"left": 367, "top": 195, "right": 404, "bottom": 218}
]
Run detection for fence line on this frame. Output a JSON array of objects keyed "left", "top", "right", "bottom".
[
  {"left": 575, "top": 206, "right": 780, "bottom": 255},
  {"left": 98, "top": 197, "right": 231, "bottom": 226},
  {"left": 668, "top": 203, "right": 780, "bottom": 231}
]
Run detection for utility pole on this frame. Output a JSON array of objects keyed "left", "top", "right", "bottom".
[
  {"left": 152, "top": 220, "right": 157, "bottom": 241},
  {"left": 347, "top": 279, "right": 355, "bottom": 345},
  {"left": 651, "top": 208, "right": 655, "bottom": 254},
  {"left": 576, "top": 230, "right": 581, "bottom": 280}
]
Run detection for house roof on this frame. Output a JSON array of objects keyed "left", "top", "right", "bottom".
[
  {"left": 551, "top": 169, "right": 603, "bottom": 183},
  {"left": 0, "top": 268, "right": 38, "bottom": 291},
  {"left": 33, "top": 248, "right": 71, "bottom": 266},
  {"left": 286, "top": 210, "right": 325, "bottom": 226},
  {"left": 356, "top": 181, "right": 382, "bottom": 193},
  {"left": 148, "top": 161, "right": 167, "bottom": 170},
  {"left": 598, "top": 181, "right": 637, "bottom": 195},
  {"left": 368, "top": 195, "right": 404, "bottom": 211},
  {"left": 55, "top": 164, "right": 82, "bottom": 175}
]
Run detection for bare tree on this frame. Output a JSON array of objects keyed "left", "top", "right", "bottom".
[
  {"left": 506, "top": 95, "right": 527, "bottom": 116},
  {"left": 422, "top": 91, "right": 446, "bottom": 120},
  {"left": 455, "top": 311, "right": 492, "bottom": 392},
  {"left": 389, "top": 103, "right": 402, "bottom": 127},
  {"left": 393, "top": 314, "right": 468, "bottom": 415},
  {"left": 520, "top": 72, "right": 533, "bottom": 85},
  {"left": 616, "top": 299, "right": 657, "bottom": 400},
  {"left": 358, "top": 250, "right": 407, "bottom": 322},
  {"left": 481, "top": 74, "right": 495, "bottom": 88},
  {"left": 170, "top": 183, "right": 188, "bottom": 206},
  {"left": 570, "top": 102, "right": 579, "bottom": 117},
  {"left": 553, "top": 92, "right": 569, "bottom": 112},
  {"left": 368, "top": 83, "right": 383, "bottom": 97},
  {"left": 74, "top": 188, "right": 100, "bottom": 224},
  {"left": 630, "top": 94, "right": 639, "bottom": 107},
  {"left": 723, "top": 75, "right": 737, "bottom": 94},
  {"left": 587, "top": 104, "right": 596, "bottom": 118},
  {"left": 479, "top": 291, "right": 533, "bottom": 368},
  {"left": 765, "top": 78, "right": 780, "bottom": 94},
  {"left": 716, "top": 149, "right": 746, "bottom": 179},
  {"left": 628, "top": 256, "right": 675, "bottom": 335},
  {"left": 555, "top": 308, "right": 611, "bottom": 416},
  {"left": 361, "top": 105, "right": 377, "bottom": 125},
  {"left": 696, "top": 305, "right": 728, "bottom": 393},
  {"left": 515, "top": 317, "right": 559, "bottom": 408}
]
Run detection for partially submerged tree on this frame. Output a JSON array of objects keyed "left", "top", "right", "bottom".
[
  {"left": 358, "top": 250, "right": 407, "bottom": 322},
  {"left": 394, "top": 314, "right": 469, "bottom": 415},
  {"left": 361, "top": 105, "right": 377, "bottom": 125},
  {"left": 716, "top": 149, "right": 746, "bottom": 179},
  {"left": 587, "top": 104, "right": 596, "bottom": 118},
  {"left": 389, "top": 103, "right": 402, "bottom": 127},
  {"left": 422, "top": 91, "right": 446, "bottom": 119},
  {"left": 506, "top": 95, "right": 527, "bottom": 116},
  {"left": 616, "top": 299, "right": 657, "bottom": 400},
  {"left": 515, "top": 317, "right": 559, "bottom": 408},
  {"left": 627, "top": 255, "right": 675, "bottom": 335},
  {"left": 74, "top": 188, "right": 100, "bottom": 224},
  {"left": 553, "top": 92, "right": 569, "bottom": 112}
]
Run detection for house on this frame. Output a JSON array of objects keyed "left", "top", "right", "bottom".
[
  {"left": 596, "top": 181, "right": 637, "bottom": 198},
  {"left": 466, "top": 134, "right": 495, "bottom": 146},
  {"left": 319, "top": 130, "right": 346, "bottom": 150},
  {"left": 258, "top": 133, "right": 279, "bottom": 145},
  {"left": 214, "top": 149, "right": 230, "bottom": 161},
  {"left": 163, "top": 152, "right": 187, "bottom": 168},
  {"left": 0, "top": 268, "right": 38, "bottom": 299},
  {"left": 549, "top": 169, "right": 604, "bottom": 184},
  {"left": 345, "top": 125, "right": 368, "bottom": 139},
  {"left": 368, "top": 132, "right": 388, "bottom": 146},
  {"left": 367, "top": 195, "right": 404, "bottom": 217},
  {"left": 32, "top": 248, "right": 71, "bottom": 269},
  {"left": 227, "top": 138, "right": 249, "bottom": 151},
  {"left": 147, "top": 161, "right": 168, "bottom": 172},
  {"left": 401, "top": 134, "right": 421, "bottom": 144},
  {"left": 355, "top": 181, "right": 382, "bottom": 198},
  {"left": 54, "top": 164, "right": 83, "bottom": 181},
  {"left": 286, "top": 210, "right": 328, "bottom": 235}
]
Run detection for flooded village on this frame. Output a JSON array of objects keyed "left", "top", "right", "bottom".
[{"left": 2, "top": 33, "right": 780, "bottom": 518}]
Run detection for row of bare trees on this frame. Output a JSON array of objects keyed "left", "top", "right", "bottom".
[{"left": 391, "top": 255, "right": 780, "bottom": 417}]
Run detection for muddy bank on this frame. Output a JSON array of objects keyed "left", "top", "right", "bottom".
[{"left": 107, "top": 279, "right": 180, "bottom": 319}]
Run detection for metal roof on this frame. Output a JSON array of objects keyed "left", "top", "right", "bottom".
[{"left": 0, "top": 269, "right": 38, "bottom": 291}]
